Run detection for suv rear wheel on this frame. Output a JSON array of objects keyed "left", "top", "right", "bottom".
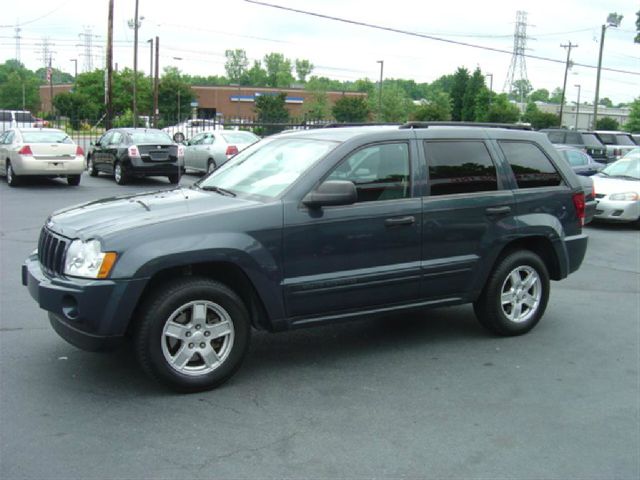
[
  {"left": 134, "top": 277, "right": 251, "bottom": 392},
  {"left": 474, "top": 250, "right": 549, "bottom": 336}
]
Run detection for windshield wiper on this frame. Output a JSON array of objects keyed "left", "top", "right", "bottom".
[
  {"left": 611, "top": 175, "right": 639, "bottom": 181},
  {"left": 200, "top": 185, "right": 237, "bottom": 197}
]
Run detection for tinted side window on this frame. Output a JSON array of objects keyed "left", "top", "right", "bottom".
[
  {"left": 499, "top": 141, "right": 564, "bottom": 189},
  {"left": 565, "top": 132, "right": 582, "bottom": 144},
  {"left": 546, "top": 131, "right": 565, "bottom": 143},
  {"left": 15, "top": 112, "right": 35, "bottom": 123},
  {"left": 424, "top": 141, "right": 498, "bottom": 196},
  {"left": 0, "top": 111, "right": 11, "bottom": 122},
  {"left": 326, "top": 143, "right": 410, "bottom": 202},
  {"left": 597, "top": 133, "right": 616, "bottom": 145}
]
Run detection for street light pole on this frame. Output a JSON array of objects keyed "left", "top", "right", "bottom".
[
  {"left": 132, "top": 0, "right": 140, "bottom": 128},
  {"left": 593, "top": 13, "right": 622, "bottom": 130},
  {"left": 574, "top": 84, "right": 581, "bottom": 130},
  {"left": 377, "top": 60, "right": 384, "bottom": 121},
  {"left": 486, "top": 73, "right": 493, "bottom": 107}
]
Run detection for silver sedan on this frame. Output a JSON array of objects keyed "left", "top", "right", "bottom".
[
  {"left": 183, "top": 130, "right": 260, "bottom": 174},
  {"left": 592, "top": 154, "right": 640, "bottom": 225}
]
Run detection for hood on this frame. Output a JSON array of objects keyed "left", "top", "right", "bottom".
[
  {"left": 591, "top": 175, "right": 640, "bottom": 196},
  {"left": 46, "top": 187, "right": 259, "bottom": 240}
]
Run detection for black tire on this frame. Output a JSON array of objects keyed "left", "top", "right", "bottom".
[
  {"left": 67, "top": 174, "right": 81, "bottom": 186},
  {"left": 87, "top": 156, "right": 98, "bottom": 177},
  {"left": 207, "top": 159, "right": 216, "bottom": 174},
  {"left": 473, "top": 250, "right": 550, "bottom": 336},
  {"left": 114, "top": 161, "right": 127, "bottom": 185},
  {"left": 134, "top": 277, "right": 251, "bottom": 392},
  {"left": 168, "top": 173, "right": 180, "bottom": 184},
  {"left": 6, "top": 162, "right": 19, "bottom": 187}
]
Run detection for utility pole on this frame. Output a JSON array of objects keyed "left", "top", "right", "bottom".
[
  {"left": 574, "top": 84, "right": 581, "bottom": 130},
  {"left": 48, "top": 57, "right": 54, "bottom": 115},
  {"left": 593, "top": 13, "right": 623, "bottom": 130},
  {"left": 559, "top": 42, "right": 577, "bottom": 127},
  {"left": 377, "top": 60, "right": 384, "bottom": 121},
  {"left": 132, "top": 0, "right": 140, "bottom": 128},
  {"left": 106, "top": 0, "right": 114, "bottom": 129},
  {"left": 153, "top": 36, "right": 159, "bottom": 128},
  {"left": 486, "top": 73, "right": 493, "bottom": 107},
  {"left": 148, "top": 38, "right": 153, "bottom": 123}
]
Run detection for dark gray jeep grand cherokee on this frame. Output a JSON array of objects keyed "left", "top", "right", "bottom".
[{"left": 23, "top": 123, "right": 588, "bottom": 392}]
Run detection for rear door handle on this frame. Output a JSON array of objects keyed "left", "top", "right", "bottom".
[
  {"left": 385, "top": 216, "right": 415, "bottom": 227},
  {"left": 485, "top": 206, "right": 511, "bottom": 216}
]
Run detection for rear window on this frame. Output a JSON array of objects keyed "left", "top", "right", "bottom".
[
  {"left": 615, "top": 134, "right": 635, "bottom": 146},
  {"left": 581, "top": 133, "right": 604, "bottom": 148},
  {"left": 565, "top": 132, "right": 582, "bottom": 144},
  {"left": 499, "top": 141, "right": 564, "bottom": 189},
  {"left": 597, "top": 133, "right": 616, "bottom": 145},
  {"left": 130, "top": 131, "right": 173, "bottom": 144},
  {"left": 424, "top": 141, "right": 498, "bottom": 195},
  {"left": 15, "top": 112, "right": 36, "bottom": 123},
  {"left": 545, "top": 131, "right": 565, "bottom": 143},
  {"left": 21, "top": 130, "right": 72, "bottom": 144},
  {"left": 221, "top": 132, "right": 259, "bottom": 144}
]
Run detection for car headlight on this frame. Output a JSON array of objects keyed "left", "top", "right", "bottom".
[
  {"left": 64, "top": 239, "right": 117, "bottom": 279},
  {"left": 609, "top": 192, "right": 639, "bottom": 201}
]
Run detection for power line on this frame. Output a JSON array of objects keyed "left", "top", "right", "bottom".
[{"left": 244, "top": 0, "right": 640, "bottom": 76}]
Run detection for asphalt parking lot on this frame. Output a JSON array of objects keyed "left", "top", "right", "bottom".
[{"left": 1, "top": 173, "right": 639, "bottom": 479}]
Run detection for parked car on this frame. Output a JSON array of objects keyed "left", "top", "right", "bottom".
[
  {"left": 87, "top": 128, "right": 184, "bottom": 185},
  {"left": 183, "top": 130, "right": 260, "bottom": 173},
  {"left": 22, "top": 123, "right": 588, "bottom": 392},
  {"left": 591, "top": 153, "right": 640, "bottom": 225},
  {"left": 554, "top": 145, "right": 603, "bottom": 176},
  {"left": 0, "top": 128, "right": 85, "bottom": 186},
  {"left": 0, "top": 110, "right": 38, "bottom": 131},
  {"left": 540, "top": 128, "right": 608, "bottom": 162},
  {"left": 163, "top": 119, "right": 221, "bottom": 144},
  {"left": 631, "top": 134, "right": 640, "bottom": 145},
  {"left": 593, "top": 130, "right": 638, "bottom": 162}
]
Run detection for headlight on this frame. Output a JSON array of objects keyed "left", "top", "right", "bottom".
[
  {"left": 64, "top": 239, "right": 117, "bottom": 279},
  {"left": 609, "top": 192, "right": 639, "bottom": 201}
]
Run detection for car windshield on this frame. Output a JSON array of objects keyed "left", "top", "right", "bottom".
[
  {"left": 21, "top": 130, "right": 72, "bottom": 143},
  {"left": 198, "top": 137, "right": 337, "bottom": 199},
  {"left": 221, "top": 132, "right": 259, "bottom": 144},
  {"left": 130, "top": 131, "right": 172, "bottom": 144},
  {"left": 615, "top": 134, "right": 636, "bottom": 146},
  {"left": 581, "top": 133, "right": 603, "bottom": 148},
  {"left": 601, "top": 158, "right": 640, "bottom": 180},
  {"left": 622, "top": 147, "right": 640, "bottom": 160}
]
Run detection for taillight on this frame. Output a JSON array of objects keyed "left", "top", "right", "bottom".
[
  {"left": 128, "top": 145, "right": 140, "bottom": 157},
  {"left": 76, "top": 145, "right": 84, "bottom": 156},
  {"left": 226, "top": 145, "right": 239, "bottom": 157},
  {"left": 614, "top": 148, "right": 621, "bottom": 157},
  {"left": 572, "top": 192, "right": 585, "bottom": 227},
  {"left": 18, "top": 145, "right": 33, "bottom": 155}
]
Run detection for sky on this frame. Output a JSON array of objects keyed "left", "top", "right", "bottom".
[{"left": 1, "top": 0, "right": 638, "bottom": 104}]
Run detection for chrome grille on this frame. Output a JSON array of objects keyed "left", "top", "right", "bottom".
[{"left": 38, "top": 228, "right": 69, "bottom": 276}]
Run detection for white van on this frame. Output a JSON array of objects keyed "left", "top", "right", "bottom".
[{"left": 0, "top": 110, "right": 38, "bottom": 131}]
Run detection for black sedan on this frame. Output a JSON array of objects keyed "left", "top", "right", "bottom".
[{"left": 87, "top": 128, "right": 184, "bottom": 185}]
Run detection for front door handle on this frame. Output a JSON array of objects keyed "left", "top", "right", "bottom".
[
  {"left": 385, "top": 216, "right": 415, "bottom": 227},
  {"left": 485, "top": 206, "right": 511, "bottom": 216}
]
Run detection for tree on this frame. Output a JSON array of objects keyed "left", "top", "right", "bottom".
[
  {"left": 295, "top": 59, "right": 314, "bottom": 83},
  {"left": 254, "top": 92, "right": 289, "bottom": 135},
  {"left": 263, "top": 53, "right": 294, "bottom": 88},
  {"left": 522, "top": 102, "right": 560, "bottom": 129},
  {"left": 461, "top": 68, "right": 485, "bottom": 121},
  {"left": 53, "top": 92, "right": 100, "bottom": 129},
  {"left": 224, "top": 49, "right": 249, "bottom": 84},
  {"left": 372, "top": 83, "right": 414, "bottom": 122},
  {"left": 598, "top": 97, "right": 613, "bottom": 108},
  {"left": 549, "top": 87, "right": 564, "bottom": 104},
  {"left": 623, "top": 97, "right": 640, "bottom": 132},
  {"left": 509, "top": 79, "right": 533, "bottom": 103},
  {"left": 477, "top": 94, "right": 520, "bottom": 123},
  {"left": 0, "top": 60, "right": 40, "bottom": 111},
  {"left": 157, "top": 67, "right": 195, "bottom": 123},
  {"left": 412, "top": 91, "right": 452, "bottom": 121},
  {"left": 332, "top": 95, "right": 370, "bottom": 122},
  {"left": 450, "top": 67, "right": 470, "bottom": 121},
  {"left": 529, "top": 89, "right": 550, "bottom": 103},
  {"left": 304, "top": 78, "right": 329, "bottom": 121},
  {"left": 244, "top": 61, "right": 268, "bottom": 86},
  {"left": 35, "top": 67, "right": 73, "bottom": 85},
  {"left": 596, "top": 117, "right": 619, "bottom": 130}
]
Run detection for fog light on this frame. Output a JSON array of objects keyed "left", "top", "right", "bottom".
[{"left": 61, "top": 295, "right": 79, "bottom": 320}]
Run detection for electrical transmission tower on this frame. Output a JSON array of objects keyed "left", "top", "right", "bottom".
[
  {"left": 35, "top": 37, "right": 56, "bottom": 70},
  {"left": 503, "top": 10, "right": 531, "bottom": 101},
  {"left": 14, "top": 26, "right": 21, "bottom": 62},
  {"left": 79, "top": 27, "right": 96, "bottom": 72}
]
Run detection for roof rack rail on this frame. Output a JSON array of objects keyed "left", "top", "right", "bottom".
[
  {"left": 400, "top": 121, "right": 533, "bottom": 131},
  {"left": 322, "top": 122, "right": 400, "bottom": 128}
]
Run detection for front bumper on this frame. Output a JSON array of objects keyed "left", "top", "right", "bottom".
[
  {"left": 22, "top": 253, "right": 147, "bottom": 351},
  {"left": 594, "top": 199, "right": 640, "bottom": 223}
]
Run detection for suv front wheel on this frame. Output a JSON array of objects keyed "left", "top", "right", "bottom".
[
  {"left": 474, "top": 250, "right": 550, "bottom": 336},
  {"left": 134, "top": 277, "right": 251, "bottom": 392}
]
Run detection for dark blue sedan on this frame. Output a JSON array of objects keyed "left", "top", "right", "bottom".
[{"left": 555, "top": 145, "right": 603, "bottom": 176}]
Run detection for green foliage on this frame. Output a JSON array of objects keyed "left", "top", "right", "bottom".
[
  {"left": 224, "top": 49, "right": 249, "bottom": 84},
  {"left": 295, "top": 59, "right": 314, "bottom": 83},
  {"left": 0, "top": 60, "right": 41, "bottom": 111},
  {"left": 53, "top": 91, "right": 100, "bottom": 129},
  {"left": 331, "top": 96, "right": 370, "bottom": 123},
  {"left": 623, "top": 97, "right": 640, "bottom": 132},
  {"left": 522, "top": 102, "right": 560, "bottom": 129},
  {"left": 304, "top": 81, "right": 329, "bottom": 121},
  {"left": 372, "top": 83, "right": 414, "bottom": 122},
  {"left": 429, "top": 74, "right": 455, "bottom": 94},
  {"left": 598, "top": 97, "right": 613, "bottom": 108},
  {"left": 529, "top": 89, "right": 550, "bottom": 103},
  {"left": 461, "top": 68, "right": 485, "bottom": 121},
  {"left": 263, "top": 53, "right": 294, "bottom": 88},
  {"left": 450, "top": 67, "right": 470, "bottom": 121},
  {"left": 412, "top": 91, "right": 452, "bottom": 121},
  {"left": 157, "top": 67, "right": 195, "bottom": 122},
  {"left": 549, "top": 87, "right": 564, "bottom": 104},
  {"left": 477, "top": 94, "right": 520, "bottom": 123},
  {"left": 254, "top": 93, "right": 290, "bottom": 135},
  {"left": 509, "top": 79, "right": 533, "bottom": 102},
  {"left": 596, "top": 117, "right": 620, "bottom": 130},
  {"left": 35, "top": 67, "right": 74, "bottom": 85},
  {"left": 636, "top": 10, "right": 640, "bottom": 43},
  {"left": 244, "top": 61, "right": 268, "bottom": 86}
]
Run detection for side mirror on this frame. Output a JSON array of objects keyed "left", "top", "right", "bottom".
[{"left": 303, "top": 180, "right": 357, "bottom": 208}]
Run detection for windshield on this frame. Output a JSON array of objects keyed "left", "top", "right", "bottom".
[
  {"left": 131, "top": 131, "right": 173, "bottom": 144},
  {"left": 199, "top": 137, "right": 337, "bottom": 198},
  {"left": 622, "top": 147, "right": 640, "bottom": 160},
  {"left": 601, "top": 158, "right": 640, "bottom": 180},
  {"left": 615, "top": 134, "right": 636, "bottom": 146},
  {"left": 21, "top": 130, "right": 72, "bottom": 143}
]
